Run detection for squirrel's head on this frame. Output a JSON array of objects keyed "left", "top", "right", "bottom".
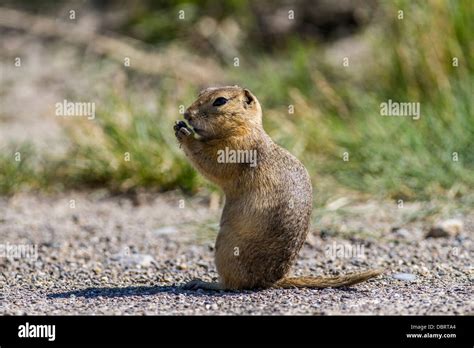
[{"left": 184, "top": 86, "right": 262, "bottom": 140}]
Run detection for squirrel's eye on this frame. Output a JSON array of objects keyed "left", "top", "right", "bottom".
[{"left": 212, "top": 97, "right": 228, "bottom": 107}]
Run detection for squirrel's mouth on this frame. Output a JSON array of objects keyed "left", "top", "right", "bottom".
[
  {"left": 187, "top": 119, "right": 206, "bottom": 136},
  {"left": 192, "top": 127, "right": 204, "bottom": 135},
  {"left": 191, "top": 124, "right": 206, "bottom": 136}
]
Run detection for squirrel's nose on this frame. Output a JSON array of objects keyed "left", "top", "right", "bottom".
[{"left": 184, "top": 109, "right": 194, "bottom": 121}]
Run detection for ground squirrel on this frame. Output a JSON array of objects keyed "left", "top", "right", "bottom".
[{"left": 174, "top": 86, "right": 382, "bottom": 290}]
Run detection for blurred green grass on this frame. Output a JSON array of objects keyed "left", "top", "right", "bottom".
[{"left": 0, "top": 0, "right": 473, "bottom": 202}]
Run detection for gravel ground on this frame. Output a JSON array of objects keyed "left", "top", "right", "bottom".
[{"left": 0, "top": 191, "right": 472, "bottom": 315}]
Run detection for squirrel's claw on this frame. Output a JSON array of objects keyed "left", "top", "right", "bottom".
[
  {"left": 173, "top": 120, "right": 187, "bottom": 132},
  {"left": 174, "top": 120, "right": 193, "bottom": 139}
]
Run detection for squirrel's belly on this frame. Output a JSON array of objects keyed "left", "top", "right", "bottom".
[
  {"left": 214, "top": 161, "right": 312, "bottom": 289},
  {"left": 215, "top": 202, "right": 311, "bottom": 289}
]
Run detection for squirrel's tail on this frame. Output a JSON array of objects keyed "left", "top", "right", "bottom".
[{"left": 274, "top": 269, "right": 384, "bottom": 289}]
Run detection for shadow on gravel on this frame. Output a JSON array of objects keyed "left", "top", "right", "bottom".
[
  {"left": 47, "top": 285, "right": 364, "bottom": 300},
  {"left": 47, "top": 286, "right": 244, "bottom": 299}
]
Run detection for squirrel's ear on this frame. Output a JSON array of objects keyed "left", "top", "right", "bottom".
[{"left": 243, "top": 89, "right": 255, "bottom": 106}]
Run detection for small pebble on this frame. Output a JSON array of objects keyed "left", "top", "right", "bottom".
[{"left": 392, "top": 273, "right": 417, "bottom": 282}]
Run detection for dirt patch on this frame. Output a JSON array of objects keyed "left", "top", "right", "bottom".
[{"left": 0, "top": 191, "right": 471, "bottom": 315}]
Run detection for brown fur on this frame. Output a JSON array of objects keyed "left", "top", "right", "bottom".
[{"left": 174, "top": 86, "right": 382, "bottom": 290}]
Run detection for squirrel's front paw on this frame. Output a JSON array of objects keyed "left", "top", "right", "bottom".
[{"left": 174, "top": 121, "right": 193, "bottom": 141}]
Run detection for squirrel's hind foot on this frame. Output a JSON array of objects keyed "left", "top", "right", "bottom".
[{"left": 182, "top": 279, "right": 222, "bottom": 291}]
